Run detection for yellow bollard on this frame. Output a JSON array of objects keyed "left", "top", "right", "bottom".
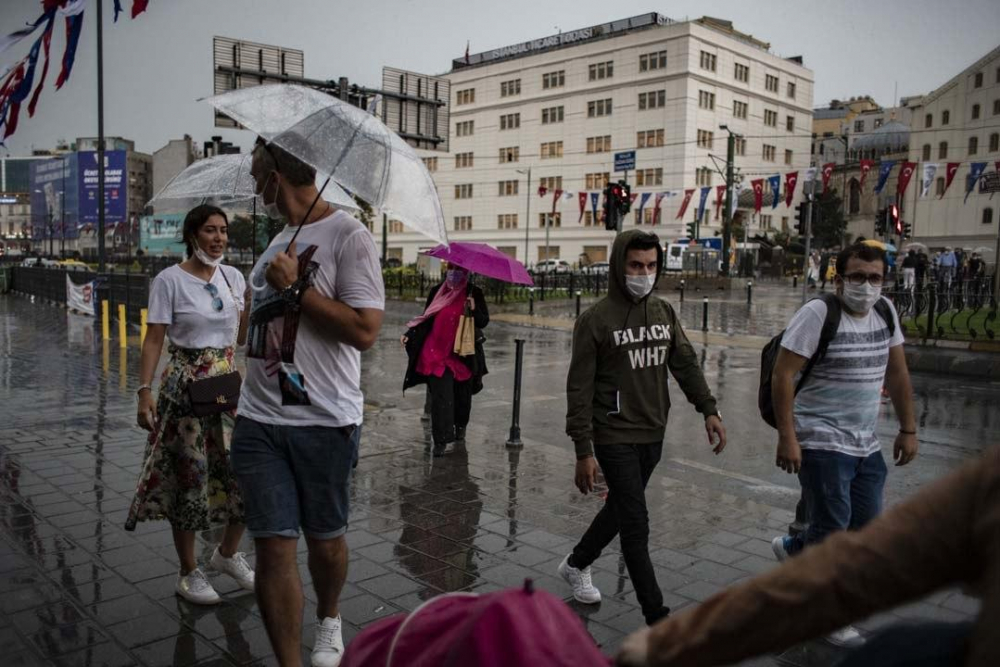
[
  {"left": 118, "top": 304, "right": 127, "bottom": 349},
  {"left": 101, "top": 300, "right": 110, "bottom": 340},
  {"left": 119, "top": 347, "right": 127, "bottom": 391},
  {"left": 140, "top": 308, "right": 148, "bottom": 347}
]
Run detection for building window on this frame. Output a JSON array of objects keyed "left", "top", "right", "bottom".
[
  {"left": 636, "top": 129, "right": 664, "bottom": 148},
  {"left": 763, "top": 144, "right": 776, "bottom": 162},
  {"left": 585, "top": 172, "right": 609, "bottom": 189},
  {"left": 455, "top": 120, "right": 474, "bottom": 136},
  {"left": 983, "top": 208, "right": 994, "bottom": 225},
  {"left": 541, "top": 106, "right": 564, "bottom": 124},
  {"left": 588, "top": 98, "right": 613, "bottom": 117},
  {"left": 542, "top": 70, "right": 565, "bottom": 89},
  {"left": 538, "top": 213, "right": 561, "bottom": 228},
  {"left": 454, "top": 184, "right": 473, "bottom": 199},
  {"left": 734, "top": 137, "right": 746, "bottom": 156},
  {"left": 587, "top": 135, "right": 612, "bottom": 153},
  {"left": 539, "top": 176, "right": 562, "bottom": 191},
  {"left": 635, "top": 168, "right": 663, "bottom": 187},
  {"left": 972, "top": 104, "right": 982, "bottom": 120},
  {"left": 639, "top": 50, "right": 667, "bottom": 72},
  {"left": 638, "top": 90, "right": 665, "bottom": 110},
  {"left": 942, "top": 109, "right": 950, "bottom": 125},
  {"left": 849, "top": 179, "right": 861, "bottom": 214},
  {"left": 787, "top": 81, "right": 796, "bottom": 99},
  {"left": 697, "top": 130, "right": 714, "bottom": 148},
  {"left": 734, "top": 63, "right": 749, "bottom": 82},
  {"left": 537, "top": 245, "right": 560, "bottom": 261},
  {"left": 388, "top": 220, "right": 405, "bottom": 234},
  {"left": 421, "top": 156, "right": 438, "bottom": 172},
  {"left": 733, "top": 100, "right": 748, "bottom": 119},
  {"left": 500, "top": 113, "right": 520, "bottom": 130},
  {"left": 922, "top": 144, "right": 931, "bottom": 160},
  {"left": 990, "top": 133, "right": 999, "bottom": 152},
  {"left": 936, "top": 177, "right": 945, "bottom": 196},
  {"left": 455, "top": 152, "right": 474, "bottom": 168},
  {"left": 854, "top": 119, "right": 865, "bottom": 132},
  {"left": 695, "top": 167, "right": 713, "bottom": 186},
  {"left": 974, "top": 72, "right": 984, "bottom": 88},
  {"left": 500, "top": 79, "right": 521, "bottom": 97},
  {"left": 760, "top": 214, "right": 773, "bottom": 229},
  {"left": 765, "top": 74, "right": 779, "bottom": 93},
  {"left": 994, "top": 99, "right": 1000, "bottom": 115},
  {"left": 498, "top": 180, "right": 519, "bottom": 196},
  {"left": 784, "top": 149, "right": 793, "bottom": 165},
  {"left": 874, "top": 118, "right": 884, "bottom": 129},
  {"left": 939, "top": 141, "right": 948, "bottom": 159},
  {"left": 764, "top": 109, "right": 778, "bottom": 127},
  {"left": 969, "top": 136, "right": 979, "bottom": 155},
  {"left": 540, "top": 141, "right": 563, "bottom": 159},
  {"left": 925, "top": 113, "right": 933, "bottom": 128},
  {"left": 786, "top": 115, "right": 796, "bottom": 132},
  {"left": 582, "top": 212, "right": 600, "bottom": 227},
  {"left": 456, "top": 88, "right": 475, "bottom": 105},
  {"left": 497, "top": 214, "right": 518, "bottom": 229},
  {"left": 499, "top": 146, "right": 519, "bottom": 163},
  {"left": 700, "top": 51, "right": 717, "bottom": 72},
  {"left": 588, "top": 61, "right": 614, "bottom": 80},
  {"left": 698, "top": 90, "right": 715, "bottom": 110},
  {"left": 454, "top": 216, "right": 472, "bottom": 231}
]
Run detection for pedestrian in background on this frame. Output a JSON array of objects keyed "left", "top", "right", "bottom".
[
  {"left": 127, "top": 204, "right": 255, "bottom": 605},
  {"left": 902, "top": 249, "right": 917, "bottom": 290},
  {"left": 402, "top": 264, "right": 489, "bottom": 457}
]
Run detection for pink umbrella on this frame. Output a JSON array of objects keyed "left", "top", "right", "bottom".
[
  {"left": 342, "top": 582, "right": 611, "bottom": 667},
  {"left": 423, "top": 242, "right": 534, "bottom": 286}
]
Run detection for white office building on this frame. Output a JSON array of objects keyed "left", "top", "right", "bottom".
[{"left": 383, "top": 14, "right": 814, "bottom": 265}]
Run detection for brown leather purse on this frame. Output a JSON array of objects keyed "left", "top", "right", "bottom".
[{"left": 186, "top": 267, "right": 243, "bottom": 417}]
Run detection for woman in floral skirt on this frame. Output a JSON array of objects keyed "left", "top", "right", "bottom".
[{"left": 126, "top": 204, "right": 254, "bottom": 605}]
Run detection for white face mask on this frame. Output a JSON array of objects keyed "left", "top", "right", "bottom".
[
  {"left": 193, "top": 245, "right": 224, "bottom": 268},
  {"left": 261, "top": 173, "right": 283, "bottom": 220},
  {"left": 841, "top": 281, "right": 881, "bottom": 313},
  {"left": 625, "top": 274, "right": 656, "bottom": 299}
]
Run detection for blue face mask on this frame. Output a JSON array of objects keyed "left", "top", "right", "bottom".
[{"left": 446, "top": 270, "right": 466, "bottom": 286}]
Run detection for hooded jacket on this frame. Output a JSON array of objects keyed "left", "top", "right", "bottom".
[{"left": 566, "top": 229, "right": 719, "bottom": 459}]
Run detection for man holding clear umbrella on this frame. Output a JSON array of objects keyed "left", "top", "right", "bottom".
[{"left": 230, "top": 139, "right": 385, "bottom": 667}]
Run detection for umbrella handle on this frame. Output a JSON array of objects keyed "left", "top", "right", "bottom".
[
  {"left": 252, "top": 197, "right": 257, "bottom": 266},
  {"left": 284, "top": 176, "right": 332, "bottom": 251}
]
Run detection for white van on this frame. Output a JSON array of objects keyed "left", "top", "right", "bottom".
[{"left": 665, "top": 244, "right": 686, "bottom": 272}]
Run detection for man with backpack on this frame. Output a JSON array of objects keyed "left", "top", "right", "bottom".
[{"left": 767, "top": 242, "right": 917, "bottom": 647}]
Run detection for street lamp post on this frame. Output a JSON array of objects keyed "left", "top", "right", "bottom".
[
  {"left": 719, "top": 124, "right": 740, "bottom": 277},
  {"left": 516, "top": 167, "right": 531, "bottom": 268},
  {"left": 59, "top": 155, "right": 66, "bottom": 258}
]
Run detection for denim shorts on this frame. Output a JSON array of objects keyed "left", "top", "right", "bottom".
[{"left": 230, "top": 416, "right": 360, "bottom": 540}]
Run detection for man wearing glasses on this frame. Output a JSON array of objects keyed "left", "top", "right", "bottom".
[{"left": 769, "top": 242, "right": 918, "bottom": 647}]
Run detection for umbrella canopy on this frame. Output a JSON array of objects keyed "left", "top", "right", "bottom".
[
  {"left": 862, "top": 239, "right": 889, "bottom": 251},
  {"left": 146, "top": 153, "right": 358, "bottom": 214},
  {"left": 903, "top": 242, "right": 928, "bottom": 253},
  {"left": 201, "top": 85, "right": 447, "bottom": 245},
  {"left": 973, "top": 246, "right": 994, "bottom": 255},
  {"left": 422, "top": 242, "right": 534, "bottom": 286}
]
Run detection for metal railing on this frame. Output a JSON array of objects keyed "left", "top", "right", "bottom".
[
  {"left": 885, "top": 275, "right": 998, "bottom": 342},
  {"left": 381, "top": 270, "right": 611, "bottom": 304},
  {"left": 10, "top": 266, "right": 150, "bottom": 324}
]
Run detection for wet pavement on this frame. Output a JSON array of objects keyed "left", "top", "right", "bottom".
[{"left": 1, "top": 287, "right": 994, "bottom": 666}]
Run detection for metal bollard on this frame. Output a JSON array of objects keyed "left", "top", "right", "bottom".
[
  {"left": 575, "top": 290, "right": 582, "bottom": 318},
  {"left": 505, "top": 338, "right": 525, "bottom": 448},
  {"left": 101, "top": 300, "right": 110, "bottom": 341},
  {"left": 679, "top": 279, "right": 685, "bottom": 303},
  {"left": 925, "top": 284, "right": 937, "bottom": 340},
  {"left": 118, "top": 304, "right": 127, "bottom": 349},
  {"left": 747, "top": 280, "right": 753, "bottom": 305},
  {"left": 140, "top": 308, "right": 148, "bottom": 347},
  {"left": 702, "top": 296, "right": 709, "bottom": 332},
  {"left": 528, "top": 287, "right": 535, "bottom": 316}
]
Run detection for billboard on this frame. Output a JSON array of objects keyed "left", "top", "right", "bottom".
[
  {"left": 78, "top": 150, "right": 127, "bottom": 225},
  {"left": 30, "top": 155, "right": 79, "bottom": 241},
  {"left": 139, "top": 213, "right": 187, "bottom": 256}
]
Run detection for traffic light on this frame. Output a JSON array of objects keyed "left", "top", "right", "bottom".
[
  {"left": 890, "top": 204, "right": 901, "bottom": 235},
  {"left": 686, "top": 221, "right": 698, "bottom": 239},
  {"left": 875, "top": 208, "right": 886, "bottom": 236},
  {"left": 794, "top": 201, "right": 808, "bottom": 236},
  {"left": 902, "top": 222, "right": 912, "bottom": 238},
  {"left": 616, "top": 181, "right": 632, "bottom": 216},
  {"left": 603, "top": 183, "right": 618, "bottom": 231}
]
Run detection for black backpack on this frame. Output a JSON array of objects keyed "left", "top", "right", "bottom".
[{"left": 758, "top": 293, "right": 895, "bottom": 428}]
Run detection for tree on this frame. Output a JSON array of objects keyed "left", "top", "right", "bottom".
[
  {"left": 227, "top": 214, "right": 270, "bottom": 254},
  {"left": 811, "top": 190, "right": 847, "bottom": 249},
  {"left": 352, "top": 195, "right": 374, "bottom": 231}
]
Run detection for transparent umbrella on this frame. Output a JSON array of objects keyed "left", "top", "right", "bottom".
[{"left": 201, "top": 84, "right": 447, "bottom": 246}]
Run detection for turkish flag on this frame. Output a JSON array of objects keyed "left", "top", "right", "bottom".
[
  {"left": 942, "top": 162, "right": 961, "bottom": 199},
  {"left": 537, "top": 186, "right": 548, "bottom": 198},
  {"left": 784, "top": 171, "right": 799, "bottom": 207},
  {"left": 821, "top": 163, "right": 836, "bottom": 193},
  {"left": 896, "top": 162, "right": 917, "bottom": 197},
  {"left": 751, "top": 179, "right": 764, "bottom": 213},
  {"left": 552, "top": 189, "right": 563, "bottom": 214},
  {"left": 578, "top": 192, "right": 587, "bottom": 222},
  {"left": 859, "top": 160, "right": 875, "bottom": 191},
  {"left": 714, "top": 184, "right": 727, "bottom": 220},
  {"left": 675, "top": 189, "right": 695, "bottom": 220},
  {"left": 132, "top": 0, "right": 150, "bottom": 19}
]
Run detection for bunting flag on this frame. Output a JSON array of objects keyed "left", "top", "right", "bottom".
[
  {"left": 578, "top": 192, "right": 587, "bottom": 222},
  {"left": 965, "top": 162, "right": 987, "bottom": 203},
  {"left": 27, "top": 19, "right": 54, "bottom": 117},
  {"left": 561, "top": 190, "right": 575, "bottom": 201},
  {"left": 696, "top": 186, "right": 711, "bottom": 222},
  {"left": 714, "top": 184, "right": 726, "bottom": 220},
  {"left": 537, "top": 185, "right": 548, "bottom": 198},
  {"left": 821, "top": 162, "right": 835, "bottom": 193},
  {"left": 114, "top": 0, "right": 124, "bottom": 22},
  {"left": 589, "top": 192, "right": 599, "bottom": 222},
  {"left": 729, "top": 183, "right": 742, "bottom": 218},
  {"left": 654, "top": 192, "right": 666, "bottom": 225},
  {"left": 1, "top": 33, "right": 45, "bottom": 139},
  {"left": 873, "top": 161, "right": 896, "bottom": 195},
  {"left": 636, "top": 192, "right": 651, "bottom": 223},
  {"left": 751, "top": 179, "right": 764, "bottom": 213},
  {"left": 920, "top": 163, "right": 938, "bottom": 197},
  {"left": 803, "top": 167, "right": 817, "bottom": 184},
  {"left": 0, "top": 11, "right": 50, "bottom": 58},
  {"left": 132, "top": 0, "right": 151, "bottom": 19},
  {"left": 675, "top": 189, "right": 694, "bottom": 220},
  {"left": 551, "top": 189, "right": 563, "bottom": 214},
  {"left": 0, "top": 64, "right": 26, "bottom": 139},
  {"left": 896, "top": 162, "right": 917, "bottom": 198},
  {"left": 54, "top": 9, "right": 85, "bottom": 90},
  {"left": 859, "top": 159, "right": 875, "bottom": 191},
  {"left": 942, "top": 162, "right": 960, "bottom": 198},
  {"left": 784, "top": 171, "right": 798, "bottom": 207},
  {"left": 768, "top": 174, "right": 781, "bottom": 209}
]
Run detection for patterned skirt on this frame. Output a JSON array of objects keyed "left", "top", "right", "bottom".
[{"left": 125, "top": 345, "right": 244, "bottom": 532}]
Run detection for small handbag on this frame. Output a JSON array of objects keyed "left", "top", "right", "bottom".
[
  {"left": 187, "top": 267, "right": 243, "bottom": 417},
  {"left": 453, "top": 304, "right": 476, "bottom": 357}
]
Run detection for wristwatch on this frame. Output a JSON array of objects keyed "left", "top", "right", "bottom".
[{"left": 280, "top": 278, "right": 310, "bottom": 309}]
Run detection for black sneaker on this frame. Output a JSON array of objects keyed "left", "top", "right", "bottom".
[
  {"left": 455, "top": 426, "right": 466, "bottom": 443},
  {"left": 432, "top": 441, "right": 452, "bottom": 457},
  {"left": 644, "top": 606, "right": 670, "bottom": 626}
]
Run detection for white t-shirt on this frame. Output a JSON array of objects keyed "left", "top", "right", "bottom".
[
  {"left": 780, "top": 296, "right": 904, "bottom": 457},
  {"left": 147, "top": 264, "right": 246, "bottom": 349},
  {"left": 238, "top": 210, "right": 385, "bottom": 428}
]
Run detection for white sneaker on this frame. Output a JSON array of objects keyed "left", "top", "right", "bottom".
[
  {"left": 175, "top": 568, "right": 221, "bottom": 605},
  {"left": 557, "top": 554, "right": 601, "bottom": 604},
  {"left": 826, "top": 625, "right": 865, "bottom": 648},
  {"left": 210, "top": 547, "right": 255, "bottom": 591},
  {"left": 771, "top": 536, "right": 791, "bottom": 563},
  {"left": 312, "top": 615, "right": 345, "bottom": 667}
]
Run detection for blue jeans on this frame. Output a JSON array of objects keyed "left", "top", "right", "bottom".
[{"left": 788, "top": 449, "right": 887, "bottom": 555}]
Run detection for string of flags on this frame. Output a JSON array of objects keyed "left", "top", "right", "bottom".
[
  {"left": 0, "top": 0, "right": 150, "bottom": 143},
  {"left": 534, "top": 158, "right": 1000, "bottom": 227}
]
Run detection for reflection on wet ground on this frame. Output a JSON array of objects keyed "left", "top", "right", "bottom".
[{"left": 1, "top": 290, "right": 991, "bottom": 666}]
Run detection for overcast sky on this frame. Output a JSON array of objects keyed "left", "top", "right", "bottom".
[{"left": 1, "top": 0, "right": 997, "bottom": 157}]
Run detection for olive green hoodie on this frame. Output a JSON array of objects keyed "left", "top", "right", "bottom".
[{"left": 566, "top": 229, "right": 719, "bottom": 459}]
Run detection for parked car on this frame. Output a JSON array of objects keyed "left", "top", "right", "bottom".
[
  {"left": 534, "top": 259, "right": 572, "bottom": 274},
  {"left": 580, "top": 261, "right": 609, "bottom": 275},
  {"left": 21, "top": 257, "right": 59, "bottom": 268},
  {"left": 58, "top": 259, "right": 89, "bottom": 271}
]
